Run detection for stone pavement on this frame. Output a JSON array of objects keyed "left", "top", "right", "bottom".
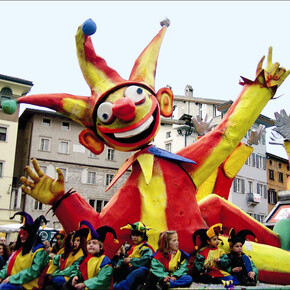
[{"left": 174, "top": 282, "right": 290, "bottom": 289}]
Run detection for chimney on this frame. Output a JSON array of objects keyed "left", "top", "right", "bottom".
[{"left": 185, "top": 85, "right": 193, "bottom": 98}]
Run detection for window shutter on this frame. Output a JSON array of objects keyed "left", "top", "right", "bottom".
[
  {"left": 234, "top": 179, "right": 237, "bottom": 192},
  {"left": 241, "top": 179, "right": 245, "bottom": 194},
  {"left": 264, "top": 185, "right": 267, "bottom": 199},
  {"left": 257, "top": 183, "right": 260, "bottom": 195},
  {"left": 263, "top": 157, "right": 266, "bottom": 170},
  {"left": 252, "top": 153, "right": 255, "bottom": 167},
  {"left": 268, "top": 190, "right": 270, "bottom": 203},
  {"left": 245, "top": 158, "right": 248, "bottom": 165},
  {"left": 256, "top": 155, "right": 259, "bottom": 168}
]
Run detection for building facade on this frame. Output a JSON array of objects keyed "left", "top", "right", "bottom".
[
  {"left": 14, "top": 108, "right": 132, "bottom": 229},
  {"left": 0, "top": 74, "right": 33, "bottom": 226},
  {"left": 266, "top": 152, "right": 289, "bottom": 213}
]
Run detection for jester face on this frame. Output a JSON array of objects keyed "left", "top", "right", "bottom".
[{"left": 94, "top": 85, "right": 161, "bottom": 152}]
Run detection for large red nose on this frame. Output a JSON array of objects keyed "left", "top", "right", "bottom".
[{"left": 113, "top": 98, "right": 136, "bottom": 121}]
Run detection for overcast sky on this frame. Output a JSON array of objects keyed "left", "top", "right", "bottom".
[{"left": 1, "top": 1, "right": 289, "bottom": 158}]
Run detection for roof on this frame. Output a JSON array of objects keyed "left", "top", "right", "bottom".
[
  {"left": 174, "top": 94, "right": 227, "bottom": 105},
  {"left": 0, "top": 74, "right": 33, "bottom": 86}
]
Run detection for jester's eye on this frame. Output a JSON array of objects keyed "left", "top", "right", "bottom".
[
  {"left": 97, "top": 102, "right": 115, "bottom": 124},
  {"left": 124, "top": 86, "right": 146, "bottom": 105}
]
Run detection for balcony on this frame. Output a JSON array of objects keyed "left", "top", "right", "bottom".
[{"left": 247, "top": 192, "right": 261, "bottom": 206}]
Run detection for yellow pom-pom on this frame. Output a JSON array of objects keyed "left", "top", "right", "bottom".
[{"left": 114, "top": 239, "right": 119, "bottom": 244}]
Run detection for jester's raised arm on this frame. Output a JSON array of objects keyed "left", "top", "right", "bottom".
[{"left": 178, "top": 47, "right": 290, "bottom": 189}]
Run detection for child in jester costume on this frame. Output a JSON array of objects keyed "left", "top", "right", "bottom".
[
  {"left": 113, "top": 222, "right": 154, "bottom": 290},
  {"left": 0, "top": 211, "right": 49, "bottom": 290},
  {"left": 3, "top": 18, "right": 290, "bottom": 284},
  {"left": 62, "top": 221, "right": 118, "bottom": 290},
  {"left": 227, "top": 228, "right": 258, "bottom": 286},
  {"left": 193, "top": 224, "right": 232, "bottom": 284}
]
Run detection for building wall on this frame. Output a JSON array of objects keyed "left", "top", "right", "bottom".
[
  {"left": 0, "top": 119, "right": 18, "bottom": 222},
  {"left": 266, "top": 153, "right": 289, "bottom": 213},
  {"left": 0, "top": 75, "right": 33, "bottom": 226}
]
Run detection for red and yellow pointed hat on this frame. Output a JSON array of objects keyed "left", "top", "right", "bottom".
[{"left": 2, "top": 18, "right": 170, "bottom": 131}]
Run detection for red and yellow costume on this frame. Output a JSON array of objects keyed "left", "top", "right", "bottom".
[{"left": 3, "top": 19, "right": 290, "bottom": 284}]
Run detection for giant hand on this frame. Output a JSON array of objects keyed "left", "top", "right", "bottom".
[{"left": 21, "top": 159, "right": 65, "bottom": 205}]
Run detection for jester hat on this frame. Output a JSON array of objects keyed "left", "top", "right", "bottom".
[
  {"left": 228, "top": 228, "right": 257, "bottom": 246},
  {"left": 192, "top": 223, "right": 223, "bottom": 250},
  {"left": 120, "top": 221, "right": 154, "bottom": 235},
  {"left": 76, "top": 220, "right": 118, "bottom": 243},
  {"left": 2, "top": 18, "right": 172, "bottom": 138},
  {"left": 10, "top": 211, "right": 47, "bottom": 234}
]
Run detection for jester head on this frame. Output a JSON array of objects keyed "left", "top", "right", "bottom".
[{"left": 2, "top": 18, "right": 173, "bottom": 155}]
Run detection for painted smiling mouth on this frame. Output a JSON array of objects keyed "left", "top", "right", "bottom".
[
  {"left": 114, "top": 116, "right": 153, "bottom": 138},
  {"left": 100, "top": 109, "right": 158, "bottom": 144}
]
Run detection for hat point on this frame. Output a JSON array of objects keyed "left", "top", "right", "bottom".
[{"left": 160, "top": 18, "right": 170, "bottom": 27}]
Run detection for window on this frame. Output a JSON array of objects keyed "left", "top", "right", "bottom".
[
  {"left": 107, "top": 149, "right": 115, "bottom": 161},
  {"left": 166, "top": 131, "right": 171, "bottom": 138},
  {"left": 0, "top": 162, "right": 3, "bottom": 177},
  {"left": 261, "top": 134, "right": 266, "bottom": 145},
  {"left": 248, "top": 181, "right": 253, "bottom": 193},
  {"left": 269, "top": 160, "right": 272, "bottom": 166},
  {"left": 256, "top": 155, "right": 263, "bottom": 169},
  {"left": 279, "top": 163, "right": 282, "bottom": 169},
  {"left": 199, "top": 103, "right": 203, "bottom": 119},
  {"left": 257, "top": 183, "right": 263, "bottom": 196},
  {"left": 89, "top": 199, "right": 108, "bottom": 213},
  {"left": 42, "top": 118, "right": 51, "bottom": 127},
  {"left": 88, "top": 151, "right": 97, "bottom": 158},
  {"left": 0, "top": 127, "right": 7, "bottom": 141},
  {"left": 165, "top": 142, "right": 172, "bottom": 152},
  {"left": 87, "top": 172, "right": 96, "bottom": 184},
  {"left": 105, "top": 174, "right": 114, "bottom": 186},
  {"left": 34, "top": 200, "right": 43, "bottom": 210},
  {"left": 0, "top": 88, "right": 12, "bottom": 109},
  {"left": 247, "top": 153, "right": 255, "bottom": 167},
  {"left": 268, "top": 189, "right": 277, "bottom": 204},
  {"left": 40, "top": 138, "right": 50, "bottom": 151},
  {"left": 269, "top": 169, "right": 274, "bottom": 180},
  {"left": 61, "top": 121, "right": 70, "bottom": 130},
  {"left": 59, "top": 141, "right": 69, "bottom": 154},
  {"left": 278, "top": 172, "right": 283, "bottom": 183},
  {"left": 233, "top": 178, "right": 245, "bottom": 193}
]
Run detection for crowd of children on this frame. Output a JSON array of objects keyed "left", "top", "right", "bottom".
[{"left": 0, "top": 212, "right": 260, "bottom": 289}]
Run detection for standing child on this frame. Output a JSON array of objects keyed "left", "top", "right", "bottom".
[
  {"left": 227, "top": 228, "right": 258, "bottom": 286},
  {"left": 113, "top": 222, "right": 154, "bottom": 290},
  {"left": 143, "top": 230, "right": 192, "bottom": 290},
  {"left": 193, "top": 223, "right": 233, "bottom": 284},
  {"left": 62, "top": 220, "right": 118, "bottom": 290}
]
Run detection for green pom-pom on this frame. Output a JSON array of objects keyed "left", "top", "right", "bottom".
[{"left": 1, "top": 100, "right": 18, "bottom": 114}]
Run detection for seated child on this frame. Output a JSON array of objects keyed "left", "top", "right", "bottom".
[
  {"left": 113, "top": 222, "right": 154, "bottom": 290},
  {"left": 193, "top": 223, "right": 233, "bottom": 284},
  {"left": 143, "top": 230, "right": 192, "bottom": 290},
  {"left": 62, "top": 220, "right": 118, "bottom": 290},
  {"left": 44, "top": 231, "right": 87, "bottom": 289},
  {"left": 227, "top": 228, "right": 258, "bottom": 286}
]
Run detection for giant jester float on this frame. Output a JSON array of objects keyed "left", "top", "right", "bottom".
[{"left": 2, "top": 19, "right": 290, "bottom": 284}]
